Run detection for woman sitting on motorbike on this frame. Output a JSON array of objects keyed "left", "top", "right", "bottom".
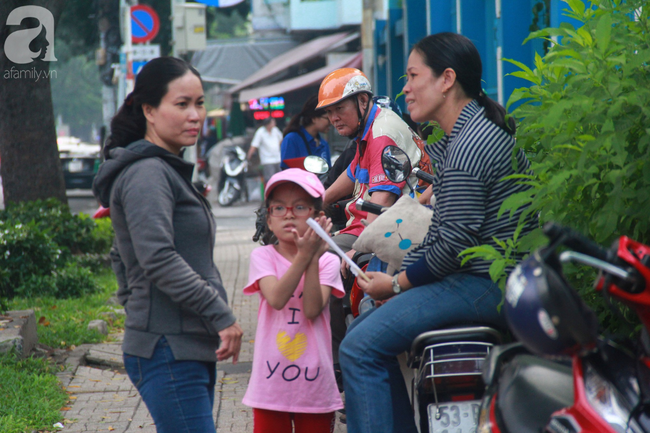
[
  {"left": 339, "top": 32, "right": 537, "bottom": 433},
  {"left": 280, "top": 95, "right": 332, "bottom": 170}
]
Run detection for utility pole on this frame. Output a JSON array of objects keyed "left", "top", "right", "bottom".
[{"left": 118, "top": 0, "right": 137, "bottom": 107}]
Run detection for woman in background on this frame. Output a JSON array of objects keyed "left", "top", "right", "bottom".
[{"left": 280, "top": 95, "right": 332, "bottom": 170}]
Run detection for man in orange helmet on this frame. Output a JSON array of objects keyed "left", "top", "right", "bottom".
[
  {"left": 317, "top": 68, "right": 424, "bottom": 389},
  {"left": 318, "top": 68, "right": 422, "bottom": 244}
]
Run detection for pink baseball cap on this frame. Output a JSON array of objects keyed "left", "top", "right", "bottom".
[{"left": 264, "top": 168, "right": 325, "bottom": 200}]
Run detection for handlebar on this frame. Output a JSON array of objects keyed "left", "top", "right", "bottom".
[
  {"left": 543, "top": 222, "right": 647, "bottom": 293},
  {"left": 252, "top": 207, "right": 267, "bottom": 243},
  {"left": 413, "top": 168, "right": 435, "bottom": 185},
  {"left": 543, "top": 222, "right": 613, "bottom": 263},
  {"left": 252, "top": 224, "right": 264, "bottom": 243},
  {"left": 356, "top": 199, "right": 388, "bottom": 215}
]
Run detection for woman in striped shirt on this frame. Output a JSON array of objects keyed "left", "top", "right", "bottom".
[{"left": 339, "top": 32, "right": 535, "bottom": 433}]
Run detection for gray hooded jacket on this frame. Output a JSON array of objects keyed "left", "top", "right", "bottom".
[{"left": 93, "top": 140, "right": 236, "bottom": 361}]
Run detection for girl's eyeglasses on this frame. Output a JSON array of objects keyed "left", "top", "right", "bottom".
[{"left": 268, "top": 205, "right": 312, "bottom": 218}]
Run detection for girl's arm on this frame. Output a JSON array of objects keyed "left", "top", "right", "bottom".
[
  {"left": 301, "top": 216, "right": 334, "bottom": 319},
  {"left": 301, "top": 258, "right": 332, "bottom": 320},
  {"left": 257, "top": 253, "right": 312, "bottom": 311},
  {"left": 258, "top": 217, "right": 333, "bottom": 317}
]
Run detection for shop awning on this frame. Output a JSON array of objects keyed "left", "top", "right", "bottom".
[
  {"left": 239, "top": 52, "right": 362, "bottom": 102},
  {"left": 229, "top": 31, "right": 359, "bottom": 94},
  {"left": 191, "top": 36, "right": 299, "bottom": 84}
]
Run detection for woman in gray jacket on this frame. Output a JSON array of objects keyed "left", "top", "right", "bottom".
[{"left": 93, "top": 57, "right": 242, "bottom": 433}]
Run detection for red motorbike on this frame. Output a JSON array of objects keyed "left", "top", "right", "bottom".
[{"left": 478, "top": 222, "right": 650, "bottom": 433}]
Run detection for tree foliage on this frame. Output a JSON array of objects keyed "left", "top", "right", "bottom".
[
  {"left": 508, "top": 0, "right": 650, "bottom": 245},
  {"left": 463, "top": 0, "right": 650, "bottom": 333}
]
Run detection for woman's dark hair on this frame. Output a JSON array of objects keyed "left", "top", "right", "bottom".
[
  {"left": 412, "top": 32, "right": 516, "bottom": 135},
  {"left": 103, "top": 57, "right": 203, "bottom": 159},
  {"left": 282, "top": 95, "right": 325, "bottom": 137}
]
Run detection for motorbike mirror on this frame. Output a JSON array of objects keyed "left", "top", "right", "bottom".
[
  {"left": 303, "top": 155, "right": 329, "bottom": 174},
  {"left": 381, "top": 145, "right": 412, "bottom": 183}
]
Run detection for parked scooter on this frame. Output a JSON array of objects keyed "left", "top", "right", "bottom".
[
  {"left": 353, "top": 145, "right": 506, "bottom": 433},
  {"left": 477, "top": 223, "right": 650, "bottom": 433},
  {"left": 217, "top": 144, "right": 248, "bottom": 207}
]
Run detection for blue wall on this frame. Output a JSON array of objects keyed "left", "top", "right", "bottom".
[{"left": 375, "top": 0, "right": 583, "bottom": 112}]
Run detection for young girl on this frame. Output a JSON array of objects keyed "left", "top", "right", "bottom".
[{"left": 242, "top": 168, "right": 344, "bottom": 433}]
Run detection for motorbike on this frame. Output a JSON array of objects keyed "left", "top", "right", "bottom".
[
  {"left": 252, "top": 155, "right": 330, "bottom": 244},
  {"left": 352, "top": 145, "right": 506, "bottom": 433},
  {"left": 476, "top": 222, "right": 650, "bottom": 433},
  {"left": 217, "top": 144, "right": 248, "bottom": 207}
]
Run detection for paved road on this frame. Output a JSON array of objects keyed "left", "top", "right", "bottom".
[{"left": 66, "top": 176, "right": 262, "bottom": 231}]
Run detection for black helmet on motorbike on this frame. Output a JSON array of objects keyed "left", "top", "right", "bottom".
[{"left": 504, "top": 249, "right": 599, "bottom": 356}]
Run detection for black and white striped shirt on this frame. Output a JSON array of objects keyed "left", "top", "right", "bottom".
[{"left": 402, "top": 100, "right": 535, "bottom": 287}]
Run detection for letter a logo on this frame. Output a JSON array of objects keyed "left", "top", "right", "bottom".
[{"left": 4, "top": 6, "right": 57, "bottom": 65}]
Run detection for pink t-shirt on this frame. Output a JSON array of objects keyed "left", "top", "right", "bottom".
[{"left": 242, "top": 246, "right": 345, "bottom": 413}]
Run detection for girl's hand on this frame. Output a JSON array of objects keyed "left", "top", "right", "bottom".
[
  {"left": 313, "top": 216, "right": 333, "bottom": 258},
  {"left": 356, "top": 271, "right": 394, "bottom": 300},
  {"left": 292, "top": 216, "right": 330, "bottom": 260}
]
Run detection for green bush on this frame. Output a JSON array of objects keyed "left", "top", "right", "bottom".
[
  {"left": 462, "top": 0, "right": 650, "bottom": 334},
  {"left": 506, "top": 0, "right": 650, "bottom": 244},
  {"left": 14, "top": 265, "right": 98, "bottom": 299},
  {"left": 0, "top": 199, "right": 113, "bottom": 306},
  {"left": 0, "top": 220, "right": 62, "bottom": 300},
  {"left": 1, "top": 198, "right": 113, "bottom": 256},
  {"left": 90, "top": 216, "right": 115, "bottom": 254}
]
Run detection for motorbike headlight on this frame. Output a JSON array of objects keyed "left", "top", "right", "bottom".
[{"left": 584, "top": 364, "right": 642, "bottom": 433}]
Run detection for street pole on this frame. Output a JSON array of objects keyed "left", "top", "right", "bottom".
[{"left": 118, "top": 0, "right": 137, "bottom": 107}]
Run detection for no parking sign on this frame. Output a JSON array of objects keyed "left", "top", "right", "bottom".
[{"left": 131, "top": 5, "right": 160, "bottom": 44}]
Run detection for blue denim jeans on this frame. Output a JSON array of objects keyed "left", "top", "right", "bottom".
[
  {"left": 123, "top": 337, "right": 217, "bottom": 433},
  {"left": 339, "top": 273, "right": 505, "bottom": 433}
]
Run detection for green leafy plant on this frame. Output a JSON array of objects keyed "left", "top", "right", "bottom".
[
  {"left": 0, "top": 220, "right": 62, "bottom": 300},
  {"left": 1, "top": 198, "right": 112, "bottom": 256},
  {"left": 460, "top": 0, "right": 650, "bottom": 334},
  {"left": 0, "top": 199, "right": 114, "bottom": 307}
]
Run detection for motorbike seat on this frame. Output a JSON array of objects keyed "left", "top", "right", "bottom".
[
  {"left": 408, "top": 325, "right": 504, "bottom": 369},
  {"left": 497, "top": 354, "right": 573, "bottom": 433}
]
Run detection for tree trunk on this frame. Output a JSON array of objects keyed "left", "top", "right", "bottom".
[{"left": 0, "top": 0, "right": 67, "bottom": 205}]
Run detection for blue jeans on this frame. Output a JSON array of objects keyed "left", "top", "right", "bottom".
[
  {"left": 123, "top": 337, "right": 217, "bottom": 433},
  {"left": 339, "top": 273, "right": 505, "bottom": 433}
]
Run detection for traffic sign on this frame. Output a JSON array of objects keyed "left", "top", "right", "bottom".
[
  {"left": 131, "top": 5, "right": 160, "bottom": 44},
  {"left": 132, "top": 45, "right": 160, "bottom": 61},
  {"left": 133, "top": 61, "right": 148, "bottom": 76}
]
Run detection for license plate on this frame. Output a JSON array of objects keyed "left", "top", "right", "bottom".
[
  {"left": 429, "top": 400, "right": 480, "bottom": 433},
  {"left": 68, "top": 160, "right": 83, "bottom": 173}
]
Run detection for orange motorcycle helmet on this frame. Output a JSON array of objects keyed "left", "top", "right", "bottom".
[{"left": 317, "top": 68, "right": 373, "bottom": 110}]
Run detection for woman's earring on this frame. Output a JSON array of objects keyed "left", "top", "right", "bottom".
[{"left": 442, "top": 93, "right": 446, "bottom": 99}]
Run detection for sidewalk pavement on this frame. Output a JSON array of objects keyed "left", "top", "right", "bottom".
[{"left": 55, "top": 226, "right": 347, "bottom": 432}]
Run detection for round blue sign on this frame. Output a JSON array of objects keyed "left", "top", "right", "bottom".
[{"left": 131, "top": 5, "right": 160, "bottom": 43}]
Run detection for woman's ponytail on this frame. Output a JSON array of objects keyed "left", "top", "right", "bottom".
[
  {"left": 477, "top": 92, "right": 516, "bottom": 135},
  {"left": 283, "top": 95, "right": 322, "bottom": 137}
]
